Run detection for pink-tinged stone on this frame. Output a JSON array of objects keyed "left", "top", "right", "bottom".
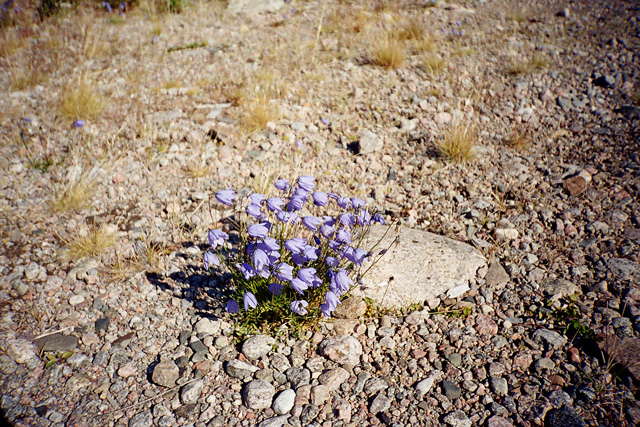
[
  {"left": 513, "top": 352, "right": 533, "bottom": 371},
  {"left": 487, "top": 415, "right": 514, "bottom": 427},
  {"left": 475, "top": 314, "right": 498, "bottom": 336}
]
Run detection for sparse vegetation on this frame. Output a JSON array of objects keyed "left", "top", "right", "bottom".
[
  {"left": 420, "top": 54, "right": 446, "bottom": 75},
  {"left": 241, "top": 99, "right": 279, "bottom": 134},
  {"left": 505, "top": 126, "right": 532, "bottom": 151},
  {"left": 58, "top": 75, "right": 104, "bottom": 123},
  {"left": 368, "top": 31, "right": 406, "bottom": 69},
  {"left": 438, "top": 123, "right": 477, "bottom": 162},
  {"left": 507, "top": 53, "right": 548, "bottom": 75},
  {"left": 50, "top": 179, "right": 95, "bottom": 213},
  {"left": 59, "top": 225, "right": 116, "bottom": 262}
]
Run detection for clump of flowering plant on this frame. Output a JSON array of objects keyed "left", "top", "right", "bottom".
[{"left": 203, "top": 176, "right": 389, "bottom": 331}]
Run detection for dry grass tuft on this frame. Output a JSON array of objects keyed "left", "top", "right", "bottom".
[
  {"left": 505, "top": 126, "right": 532, "bottom": 151},
  {"left": 59, "top": 226, "right": 116, "bottom": 262},
  {"left": 108, "top": 241, "right": 168, "bottom": 280},
  {"left": 507, "top": 53, "right": 548, "bottom": 75},
  {"left": 368, "top": 32, "right": 406, "bottom": 69},
  {"left": 50, "top": 179, "right": 95, "bottom": 213},
  {"left": 241, "top": 99, "right": 279, "bottom": 134},
  {"left": 420, "top": 54, "right": 446, "bottom": 75},
  {"left": 58, "top": 75, "right": 104, "bottom": 122},
  {"left": 397, "top": 20, "right": 425, "bottom": 41},
  {"left": 438, "top": 123, "right": 477, "bottom": 162},
  {"left": 185, "top": 161, "right": 211, "bottom": 178}
]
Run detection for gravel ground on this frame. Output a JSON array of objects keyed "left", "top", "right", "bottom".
[{"left": 1, "top": 0, "right": 639, "bottom": 426}]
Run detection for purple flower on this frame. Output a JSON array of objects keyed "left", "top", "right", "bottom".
[
  {"left": 266, "top": 197, "right": 285, "bottom": 212},
  {"left": 330, "top": 269, "right": 353, "bottom": 295},
  {"left": 253, "top": 248, "right": 270, "bottom": 271},
  {"left": 248, "top": 223, "right": 269, "bottom": 238},
  {"left": 276, "top": 210, "right": 299, "bottom": 224},
  {"left": 238, "top": 263, "right": 255, "bottom": 280},
  {"left": 323, "top": 216, "right": 336, "bottom": 226},
  {"left": 290, "top": 278, "right": 309, "bottom": 294},
  {"left": 203, "top": 252, "right": 220, "bottom": 269},
  {"left": 226, "top": 299, "right": 239, "bottom": 313},
  {"left": 297, "top": 268, "right": 317, "bottom": 284},
  {"left": 73, "top": 120, "right": 84, "bottom": 128},
  {"left": 337, "top": 197, "right": 351, "bottom": 209},
  {"left": 302, "top": 215, "right": 321, "bottom": 232},
  {"left": 344, "top": 247, "right": 369, "bottom": 266},
  {"left": 441, "top": 28, "right": 447, "bottom": 34},
  {"left": 357, "top": 209, "right": 372, "bottom": 225},
  {"left": 320, "top": 118, "right": 330, "bottom": 126},
  {"left": 274, "top": 263, "right": 293, "bottom": 282},
  {"left": 335, "top": 228, "right": 351, "bottom": 244},
  {"left": 312, "top": 191, "right": 329, "bottom": 206},
  {"left": 320, "top": 224, "right": 335, "bottom": 239},
  {"left": 249, "top": 193, "right": 266, "bottom": 204},
  {"left": 338, "top": 213, "right": 356, "bottom": 227},
  {"left": 216, "top": 189, "right": 235, "bottom": 206},
  {"left": 321, "top": 290, "right": 341, "bottom": 316},
  {"left": 290, "top": 300, "right": 308, "bottom": 315},
  {"left": 246, "top": 203, "right": 262, "bottom": 219},
  {"left": 244, "top": 292, "right": 258, "bottom": 310},
  {"left": 351, "top": 197, "right": 366, "bottom": 209},
  {"left": 208, "top": 229, "right": 229, "bottom": 248},
  {"left": 328, "top": 240, "right": 341, "bottom": 251},
  {"left": 372, "top": 213, "right": 386, "bottom": 225},
  {"left": 325, "top": 256, "right": 339, "bottom": 267},
  {"left": 269, "top": 282, "right": 283, "bottom": 295},
  {"left": 297, "top": 176, "right": 315, "bottom": 192},
  {"left": 275, "top": 178, "right": 290, "bottom": 191},
  {"left": 284, "top": 238, "right": 306, "bottom": 254},
  {"left": 296, "top": 140, "right": 303, "bottom": 148},
  {"left": 456, "top": 20, "right": 461, "bottom": 26},
  {"left": 259, "top": 237, "right": 280, "bottom": 252},
  {"left": 302, "top": 245, "right": 319, "bottom": 262},
  {"left": 287, "top": 195, "right": 305, "bottom": 212}
]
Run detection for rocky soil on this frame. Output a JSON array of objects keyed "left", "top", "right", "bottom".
[{"left": 1, "top": 0, "right": 639, "bottom": 426}]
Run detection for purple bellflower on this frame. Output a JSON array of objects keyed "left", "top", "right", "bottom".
[
  {"left": 248, "top": 223, "right": 269, "bottom": 238},
  {"left": 275, "top": 179, "right": 290, "bottom": 191},
  {"left": 290, "top": 300, "right": 308, "bottom": 315},
  {"left": 302, "top": 215, "right": 321, "bottom": 232},
  {"left": 227, "top": 299, "right": 239, "bottom": 313},
  {"left": 290, "top": 278, "right": 309, "bottom": 294},
  {"left": 274, "top": 263, "right": 294, "bottom": 282},
  {"left": 297, "top": 176, "right": 315, "bottom": 192},
  {"left": 203, "top": 252, "right": 219, "bottom": 270},
  {"left": 312, "top": 191, "right": 329, "bottom": 206},
  {"left": 244, "top": 292, "right": 258, "bottom": 310},
  {"left": 216, "top": 189, "right": 235, "bottom": 206},
  {"left": 208, "top": 229, "right": 229, "bottom": 248},
  {"left": 269, "top": 282, "right": 283, "bottom": 295},
  {"left": 266, "top": 197, "right": 285, "bottom": 212}
]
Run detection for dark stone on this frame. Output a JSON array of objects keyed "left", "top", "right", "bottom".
[
  {"left": 95, "top": 317, "right": 110, "bottom": 332},
  {"left": 189, "top": 340, "right": 208, "bottom": 354},
  {"left": 175, "top": 356, "right": 190, "bottom": 368},
  {"left": 174, "top": 403, "right": 199, "bottom": 419},
  {"left": 178, "top": 331, "right": 191, "bottom": 346},
  {"left": 544, "top": 405, "right": 587, "bottom": 427},
  {"left": 593, "top": 75, "right": 615, "bottom": 88},
  {"left": 35, "top": 404, "right": 47, "bottom": 417},
  {"left": 614, "top": 105, "right": 640, "bottom": 120},
  {"left": 441, "top": 380, "right": 461, "bottom": 400},
  {"left": 300, "top": 404, "right": 319, "bottom": 424},
  {"left": 34, "top": 333, "right": 78, "bottom": 353}
]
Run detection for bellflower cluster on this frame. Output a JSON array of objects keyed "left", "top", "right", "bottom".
[{"left": 203, "top": 176, "right": 387, "bottom": 328}]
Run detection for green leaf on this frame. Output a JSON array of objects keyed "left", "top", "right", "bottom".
[
  {"left": 45, "top": 359, "right": 57, "bottom": 369},
  {"left": 61, "top": 351, "right": 73, "bottom": 359},
  {"left": 47, "top": 354, "right": 57, "bottom": 361}
]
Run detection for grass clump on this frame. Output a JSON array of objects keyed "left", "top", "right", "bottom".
[
  {"left": 241, "top": 100, "right": 279, "bottom": 134},
  {"left": 507, "top": 53, "right": 548, "bottom": 75},
  {"left": 59, "top": 226, "right": 116, "bottom": 262},
  {"left": 438, "top": 123, "right": 477, "bottom": 163},
  {"left": 368, "top": 32, "right": 406, "bottom": 69},
  {"left": 58, "top": 75, "right": 104, "bottom": 123},
  {"left": 420, "top": 54, "right": 446, "bottom": 75},
  {"left": 505, "top": 125, "right": 532, "bottom": 151},
  {"left": 50, "top": 179, "right": 95, "bottom": 213}
]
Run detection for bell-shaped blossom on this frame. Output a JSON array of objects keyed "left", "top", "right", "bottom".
[
  {"left": 244, "top": 292, "right": 258, "bottom": 310},
  {"left": 325, "top": 256, "right": 339, "bottom": 268},
  {"left": 287, "top": 195, "right": 305, "bottom": 212},
  {"left": 269, "top": 282, "right": 283, "bottom": 295},
  {"left": 284, "top": 238, "right": 306, "bottom": 254},
  {"left": 335, "top": 227, "right": 351, "bottom": 244},
  {"left": 258, "top": 237, "right": 280, "bottom": 252},
  {"left": 237, "top": 263, "right": 255, "bottom": 280},
  {"left": 266, "top": 197, "right": 285, "bottom": 212},
  {"left": 297, "top": 268, "right": 317, "bottom": 285},
  {"left": 343, "top": 247, "right": 369, "bottom": 266},
  {"left": 351, "top": 197, "right": 366, "bottom": 209},
  {"left": 226, "top": 300, "right": 239, "bottom": 313},
  {"left": 249, "top": 193, "right": 266, "bottom": 204},
  {"left": 357, "top": 209, "right": 372, "bottom": 226},
  {"left": 290, "top": 300, "right": 308, "bottom": 315},
  {"left": 208, "top": 229, "right": 229, "bottom": 248},
  {"left": 275, "top": 179, "right": 290, "bottom": 191},
  {"left": 337, "top": 197, "right": 350, "bottom": 209},
  {"left": 338, "top": 213, "right": 356, "bottom": 227},
  {"left": 372, "top": 213, "right": 386, "bottom": 225},
  {"left": 302, "top": 215, "right": 321, "bottom": 232},
  {"left": 276, "top": 210, "right": 299, "bottom": 224},
  {"left": 290, "top": 278, "right": 309, "bottom": 295},
  {"left": 323, "top": 216, "right": 336, "bottom": 226},
  {"left": 216, "top": 189, "right": 235, "bottom": 206},
  {"left": 248, "top": 223, "right": 269, "bottom": 238},
  {"left": 246, "top": 203, "right": 262, "bottom": 219},
  {"left": 274, "top": 263, "right": 293, "bottom": 282},
  {"left": 320, "top": 224, "right": 335, "bottom": 239},
  {"left": 297, "top": 176, "right": 315, "bottom": 192},
  {"left": 330, "top": 269, "right": 353, "bottom": 295},
  {"left": 321, "top": 291, "right": 341, "bottom": 317},
  {"left": 252, "top": 248, "right": 270, "bottom": 271},
  {"left": 303, "top": 245, "right": 319, "bottom": 262},
  {"left": 328, "top": 240, "right": 341, "bottom": 251},
  {"left": 312, "top": 191, "right": 329, "bottom": 206},
  {"left": 203, "top": 252, "right": 220, "bottom": 270}
]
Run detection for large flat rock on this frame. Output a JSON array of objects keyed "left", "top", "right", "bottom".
[
  {"left": 227, "top": 0, "right": 285, "bottom": 14},
  {"left": 352, "top": 226, "right": 487, "bottom": 310}
]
